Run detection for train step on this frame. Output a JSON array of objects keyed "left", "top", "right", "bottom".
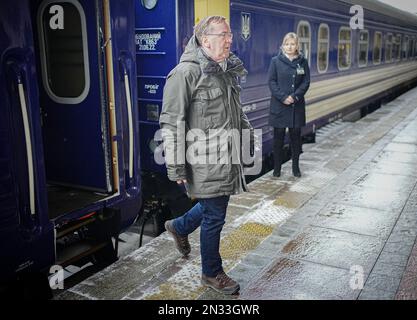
[
  {"left": 56, "top": 239, "right": 113, "bottom": 268},
  {"left": 56, "top": 216, "right": 97, "bottom": 239}
]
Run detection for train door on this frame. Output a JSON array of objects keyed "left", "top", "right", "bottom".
[
  {"left": 1, "top": 0, "right": 55, "bottom": 282},
  {"left": 33, "top": 0, "right": 113, "bottom": 194}
]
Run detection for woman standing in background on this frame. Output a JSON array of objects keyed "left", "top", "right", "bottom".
[{"left": 268, "top": 32, "right": 310, "bottom": 177}]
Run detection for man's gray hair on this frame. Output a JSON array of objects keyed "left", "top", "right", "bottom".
[{"left": 194, "top": 16, "right": 227, "bottom": 45}]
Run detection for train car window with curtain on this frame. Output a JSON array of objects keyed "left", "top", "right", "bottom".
[
  {"left": 385, "top": 33, "right": 393, "bottom": 62},
  {"left": 338, "top": 27, "right": 351, "bottom": 70},
  {"left": 402, "top": 36, "right": 409, "bottom": 60},
  {"left": 39, "top": 2, "right": 88, "bottom": 101},
  {"left": 414, "top": 39, "right": 417, "bottom": 58},
  {"left": 408, "top": 37, "right": 416, "bottom": 59},
  {"left": 358, "top": 30, "right": 369, "bottom": 67},
  {"left": 317, "top": 24, "right": 329, "bottom": 73},
  {"left": 297, "top": 21, "right": 311, "bottom": 64},
  {"left": 411, "top": 37, "right": 417, "bottom": 59},
  {"left": 373, "top": 32, "right": 382, "bottom": 65},
  {"left": 393, "top": 35, "right": 401, "bottom": 61}
]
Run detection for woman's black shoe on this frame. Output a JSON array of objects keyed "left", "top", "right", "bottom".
[
  {"left": 293, "top": 170, "right": 301, "bottom": 177},
  {"left": 273, "top": 170, "right": 281, "bottom": 177},
  {"left": 292, "top": 163, "right": 301, "bottom": 177},
  {"left": 292, "top": 166, "right": 301, "bottom": 177}
]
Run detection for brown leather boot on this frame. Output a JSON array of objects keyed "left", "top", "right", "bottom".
[
  {"left": 201, "top": 271, "right": 240, "bottom": 295},
  {"left": 164, "top": 220, "right": 191, "bottom": 256}
]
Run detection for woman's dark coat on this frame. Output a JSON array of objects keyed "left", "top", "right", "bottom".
[{"left": 268, "top": 51, "right": 310, "bottom": 128}]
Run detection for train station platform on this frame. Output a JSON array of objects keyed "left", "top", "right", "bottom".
[{"left": 57, "top": 87, "right": 417, "bottom": 301}]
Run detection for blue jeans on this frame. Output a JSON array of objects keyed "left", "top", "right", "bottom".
[{"left": 173, "top": 196, "right": 230, "bottom": 277}]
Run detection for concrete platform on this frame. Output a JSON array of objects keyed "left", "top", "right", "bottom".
[{"left": 57, "top": 87, "right": 417, "bottom": 300}]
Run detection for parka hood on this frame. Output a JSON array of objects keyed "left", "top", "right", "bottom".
[{"left": 180, "top": 35, "right": 248, "bottom": 78}]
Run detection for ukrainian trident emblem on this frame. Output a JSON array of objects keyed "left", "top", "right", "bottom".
[{"left": 241, "top": 13, "right": 251, "bottom": 41}]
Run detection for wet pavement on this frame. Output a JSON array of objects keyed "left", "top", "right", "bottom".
[{"left": 57, "top": 87, "right": 417, "bottom": 300}]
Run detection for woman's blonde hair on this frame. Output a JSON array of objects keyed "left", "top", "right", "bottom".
[{"left": 281, "top": 32, "right": 300, "bottom": 54}]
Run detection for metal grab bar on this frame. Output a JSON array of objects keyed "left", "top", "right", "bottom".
[
  {"left": 17, "top": 77, "right": 36, "bottom": 215},
  {"left": 123, "top": 71, "right": 134, "bottom": 179}
]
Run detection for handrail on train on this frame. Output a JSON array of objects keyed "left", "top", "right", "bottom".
[
  {"left": 17, "top": 74, "right": 36, "bottom": 216},
  {"left": 123, "top": 69, "right": 134, "bottom": 179}
]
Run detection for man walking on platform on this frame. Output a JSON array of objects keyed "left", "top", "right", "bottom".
[{"left": 159, "top": 16, "right": 253, "bottom": 295}]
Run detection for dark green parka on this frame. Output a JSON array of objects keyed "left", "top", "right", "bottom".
[{"left": 159, "top": 36, "right": 253, "bottom": 199}]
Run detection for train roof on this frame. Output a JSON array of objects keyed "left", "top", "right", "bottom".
[{"left": 340, "top": 0, "right": 417, "bottom": 29}]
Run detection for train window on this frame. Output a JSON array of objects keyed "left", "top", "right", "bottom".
[
  {"left": 38, "top": 0, "right": 90, "bottom": 104},
  {"left": 402, "top": 36, "right": 409, "bottom": 60},
  {"left": 414, "top": 39, "right": 417, "bottom": 57},
  {"left": 373, "top": 32, "right": 382, "bottom": 65},
  {"left": 338, "top": 27, "right": 351, "bottom": 70},
  {"left": 413, "top": 38, "right": 416, "bottom": 59},
  {"left": 385, "top": 33, "right": 393, "bottom": 63},
  {"left": 414, "top": 37, "right": 417, "bottom": 59},
  {"left": 297, "top": 21, "right": 311, "bottom": 64},
  {"left": 408, "top": 37, "right": 416, "bottom": 59},
  {"left": 393, "top": 35, "right": 401, "bottom": 61},
  {"left": 358, "top": 30, "right": 369, "bottom": 67},
  {"left": 317, "top": 24, "right": 329, "bottom": 73}
]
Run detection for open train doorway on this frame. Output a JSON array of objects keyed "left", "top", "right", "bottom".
[{"left": 32, "top": 0, "right": 114, "bottom": 219}]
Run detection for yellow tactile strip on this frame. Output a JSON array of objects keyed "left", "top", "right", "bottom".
[{"left": 220, "top": 223, "right": 274, "bottom": 260}]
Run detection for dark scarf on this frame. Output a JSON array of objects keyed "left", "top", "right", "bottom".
[{"left": 196, "top": 47, "right": 248, "bottom": 78}]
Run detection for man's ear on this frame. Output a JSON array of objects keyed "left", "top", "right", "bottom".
[{"left": 201, "top": 36, "right": 210, "bottom": 49}]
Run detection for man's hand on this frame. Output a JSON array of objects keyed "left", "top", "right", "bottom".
[
  {"left": 177, "top": 179, "right": 187, "bottom": 185},
  {"left": 284, "top": 96, "right": 295, "bottom": 105}
]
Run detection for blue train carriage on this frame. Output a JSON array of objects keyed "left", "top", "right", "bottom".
[
  {"left": 136, "top": 0, "right": 417, "bottom": 226},
  {"left": 0, "top": 0, "right": 141, "bottom": 294}
]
